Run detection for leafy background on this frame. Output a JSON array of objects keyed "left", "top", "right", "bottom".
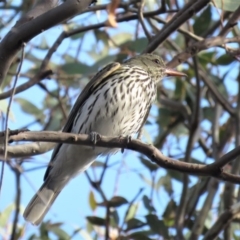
[{"left": 0, "top": 0, "right": 240, "bottom": 239}]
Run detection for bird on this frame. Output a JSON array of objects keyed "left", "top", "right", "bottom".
[{"left": 23, "top": 53, "right": 186, "bottom": 225}]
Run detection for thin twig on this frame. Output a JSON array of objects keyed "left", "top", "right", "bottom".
[
  {"left": 99, "top": 156, "right": 110, "bottom": 185},
  {"left": 138, "top": 0, "right": 151, "bottom": 41},
  {"left": 10, "top": 163, "right": 21, "bottom": 240},
  {"left": 176, "top": 56, "right": 201, "bottom": 238},
  {"left": 119, "top": 188, "right": 144, "bottom": 233},
  {"left": 0, "top": 43, "right": 25, "bottom": 198},
  {"left": 143, "top": 0, "right": 211, "bottom": 53},
  {"left": 0, "top": 70, "right": 53, "bottom": 100},
  {"left": 105, "top": 204, "right": 110, "bottom": 240}
]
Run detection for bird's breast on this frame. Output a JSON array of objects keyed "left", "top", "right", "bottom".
[{"left": 72, "top": 67, "right": 156, "bottom": 138}]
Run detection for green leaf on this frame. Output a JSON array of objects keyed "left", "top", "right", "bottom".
[
  {"left": 111, "top": 209, "right": 119, "bottom": 226},
  {"left": 48, "top": 225, "right": 70, "bottom": 239},
  {"left": 36, "top": 37, "right": 49, "bottom": 50},
  {"left": 142, "top": 195, "right": 155, "bottom": 212},
  {"left": 174, "top": 33, "right": 185, "bottom": 49},
  {"left": 125, "top": 218, "right": 145, "bottom": 231},
  {"left": 140, "top": 158, "right": 158, "bottom": 172},
  {"left": 193, "top": 5, "right": 212, "bottom": 35},
  {"left": 24, "top": 53, "right": 43, "bottom": 68},
  {"left": 213, "top": 0, "right": 240, "bottom": 12},
  {"left": 44, "top": 113, "right": 63, "bottom": 131},
  {"left": 156, "top": 175, "right": 173, "bottom": 195},
  {"left": 15, "top": 97, "right": 43, "bottom": 120},
  {"left": 89, "top": 191, "right": 97, "bottom": 211},
  {"left": 171, "top": 122, "right": 188, "bottom": 137},
  {"left": 209, "top": 75, "right": 228, "bottom": 98},
  {"left": 203, "top": 106, "right": 214, "bottom": 121},
  {"left": 167, "top": 170, "right": 184, "bottom": 182},
  {"left": 86, "top": 216, "right": 106, "bottom": 226},
  {"left": 40, "top": 222, "right": 51, "bottom": 239},
  {"left": 158, "top": 220, "right": 169, "bottom": 238},
  {"left": 94, "top": 29, "right": 109, "bottom": 45},
  {"left": 217, "top": 54, "right": 234, "bottom": 65},
  {"left": 162, "top": 199, "right": 177, "bottom": 227},
  {"left": 91, "top": 55, "right": 116, "bottom": 72},
  {"left": 110, "top": 32, "right": 132, "bottom": 46},
  {"left": 0, "top": 204, "right": 14, "bottom": 227},
  {"left": 174, "top": 78, "right": 186, "bottom": 100},
  {"left": 138, "top": 173, "right": 153, "bottom": 187},
  {"left": 120, "top": 38, "right": 148, "bottom": 53},
  {"left": 2, "top": 62, "right": 18, "bottom": 89},
  {"left": 145, "top": 214, "right": 160, "bottom": 233},
  {"left": 70, "top": 32, "right": 84, "bottom": 40},
  {"left": 145, "top": 215, "right": 169, "bottom": 237},
  {"left": 77, "top": 229, "right": 93, "bottom": 240},
  {"left": 125, "top": 203, "right": 139, "bottom": 221},
  {"left": 61, "top": 62, "right": 91, "bottom": 75},
  {"left": 198, "top": 51, "right": 217, "bottom": 66},
  {"left": 0, "top": 98, "right": 14, "bottom": 120},
  {"left": 157, "top": 108, "right": 172, "bottom": 130},
  {"left": 87, "top": 44, "right": 109, "bottom": 62},
  {"left": 128, "top": 231, "right": 153, "bottom": 240},
  {"left": 108, "top": 196, "right": 128, "bottom": 207}
]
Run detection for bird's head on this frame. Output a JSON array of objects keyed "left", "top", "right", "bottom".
[{"left": 125, "top": 53, "right": 186, "bottom": 82}]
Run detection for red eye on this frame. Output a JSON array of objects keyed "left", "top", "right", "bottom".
[{"left": 153, "top": 59, "right": 160, "bottom": 64}]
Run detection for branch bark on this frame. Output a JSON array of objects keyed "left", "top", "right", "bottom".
[
  {"left": 0, "top": 0, "right": 94, "bottom": 86},
  {"left": 2, "top": 130, "right": 240, "bottom": 184}
]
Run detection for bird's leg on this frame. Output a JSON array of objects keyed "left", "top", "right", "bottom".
[
  {"left": 89, "top": 131, "right": 101, "bottom": 149},
  {"left": 137, "top": 127, "right": 143, "bottom": 140},
  {"left": 119, "top": 135, "right": 132, "bottom": 153}
]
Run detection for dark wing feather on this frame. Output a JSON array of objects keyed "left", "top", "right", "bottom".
[{"left": 44, "top": 62, "right": 121, "bottom": 180}]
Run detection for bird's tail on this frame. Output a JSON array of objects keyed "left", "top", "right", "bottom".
[{"left": 23, "top": 178, "right": 61, "bottom": 226}]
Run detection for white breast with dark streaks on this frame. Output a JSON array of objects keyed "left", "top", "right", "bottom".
[
  {"left": 72, "top": 65, "right": 156, "bottom": 139},
  {"left": 48, "top": 65, "right": 156, "bottom": 182}
]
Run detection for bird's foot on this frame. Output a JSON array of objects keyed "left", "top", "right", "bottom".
[
  {"left": 137, "top": 128, "right": 143, "bottom": 140},
  {"left": 119, "top": 135, "right": 132, "bottom": 153},
  {"left": 89, "top": 131, "right": 101, "bottom": 149}
]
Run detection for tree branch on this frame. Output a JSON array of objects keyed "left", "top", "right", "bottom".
[
  {"left": 2, "top": 130, "right": 240, "bottom": 184},
  {"left": 204, "top": 200, "right": 240, "bottom": 240},
  {"left": 0, "top": 70, "right": 53, "bottom": 100},
  {"left": 0, "top": 0, "right": 94, "bottom": 86},
  {"left": 143, "top": 0, "right": 211, "bottom": 53}
]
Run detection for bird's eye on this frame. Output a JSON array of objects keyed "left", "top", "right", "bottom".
[{"left": 153, "top": 59, "right": 160, "bottom": 64}]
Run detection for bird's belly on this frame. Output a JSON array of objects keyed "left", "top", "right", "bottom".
[
  {"left": 73, "top": 82, "right": 154, "bottom": 136},
  {"left": 91, "top": 107, "right": 144, "bottom": 137}
]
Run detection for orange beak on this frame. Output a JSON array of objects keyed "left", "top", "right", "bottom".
[{"left": 165, "top": 68, "right": 187, "bottom": 77}]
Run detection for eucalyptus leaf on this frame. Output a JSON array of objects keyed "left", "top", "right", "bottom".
[
  {"left": 89, "top": 191, "right": 97, "bottom": 211},
  {"left": 86, "top": 216, "right": 106, "bottom": 226},
  {"left": 213, "top": 0, "right": 239, "bottom": 11},
  {"left": 193, "top": 5, "right": 212, "bottom": 35},
  {"left": 108, "top": 196, "right": 128, "bottom": 207}
]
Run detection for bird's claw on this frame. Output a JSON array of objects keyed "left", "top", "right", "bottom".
[
  {"left": 89, "top": 132, "right": 101, "bottom": 149},
  {"left": 137, "top": 128, "right": 143, "bottom": 140},
  {"left": 119, "top": 135, "right": 132, "bottom": 153},
  {"left": 126, "top": 135, "right": 132, "bottom": 143}
]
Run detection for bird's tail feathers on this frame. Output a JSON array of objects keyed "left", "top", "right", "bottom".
[{"left": 23, "top": 178, "right": 61, "bottom": 226}]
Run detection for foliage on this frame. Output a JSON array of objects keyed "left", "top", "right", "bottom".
[{"left": 0, "top": 0, "right": 240, "bottom": 239}]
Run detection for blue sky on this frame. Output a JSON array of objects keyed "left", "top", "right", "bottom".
[{"left": 1, "top": 0, "right": 240, "bottom": 239}]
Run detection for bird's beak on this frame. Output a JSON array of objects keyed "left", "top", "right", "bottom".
[{"left": 165, "top": 68, "right": 187, "bottom": 77}]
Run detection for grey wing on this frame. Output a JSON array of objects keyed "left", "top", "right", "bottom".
[{"left": 44, "top": 62, "right": 121, "bottom": 180}]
